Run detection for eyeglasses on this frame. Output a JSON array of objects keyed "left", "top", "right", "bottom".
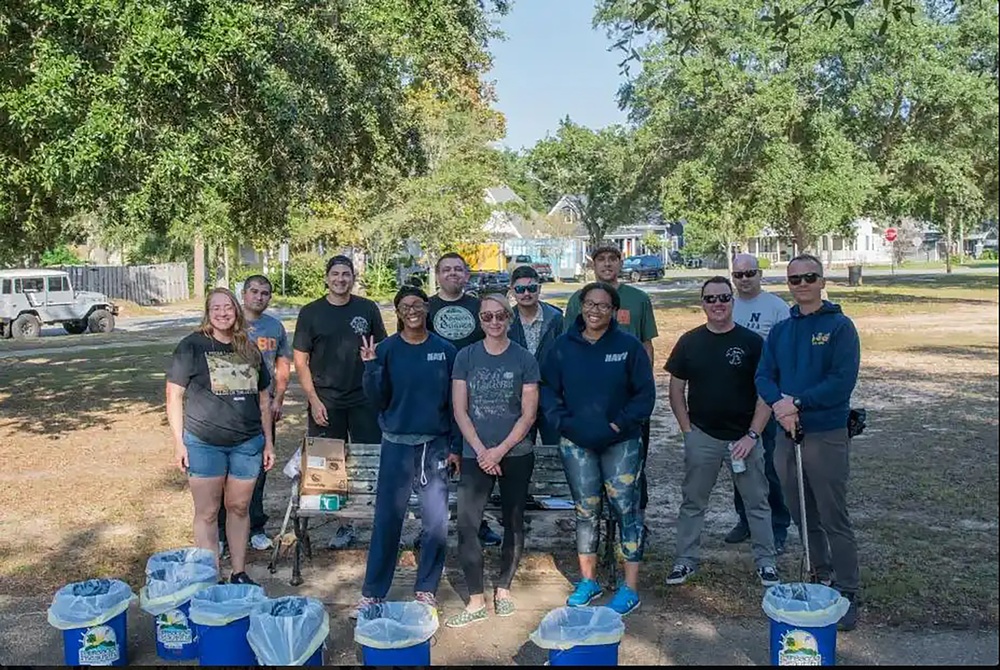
[
  {"left": 702, "top": 294, "right": 733, "bottom": 304},
  {"left": 788, "top": 273, "right": 822, "bottom": 285},
  {"left": 397, "top": 303, "right": 426, "bottom": 315},
  {"left": 582, "top": 300, "right": 614, "bottom": 314},
  {"left": 480, "top": 310, "right": 509, "bottom": 323},
  {"left": 732, "top": 270, "right": 759, "bottom": 279},
  {"left": 513, "top": 283, "right": 540, "bottom": 295}
]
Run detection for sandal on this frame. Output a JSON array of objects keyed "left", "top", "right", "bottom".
[
  {"left": 494, "top": 592, "right": 516, "bottom": 617},
  {"left": 444, "top": 607, "right": 488, "bottom": 628}
]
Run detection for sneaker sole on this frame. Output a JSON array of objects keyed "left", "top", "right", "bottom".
[
  {"left": 760, "top": 579, "right": 781, "bottom": 587},
  {"left": 445, "top": 612, "right": 488, "bottom": 628},
  {"left": 665, "top": 573, "right": 693, "bottom": 585}
]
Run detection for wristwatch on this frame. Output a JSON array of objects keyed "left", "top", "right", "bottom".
[
  {"left": 792, "top": 397, "right": 803, "bottom": 410},
  {"left": 747, "top": 429, "right": 760, "bottom": 441}
]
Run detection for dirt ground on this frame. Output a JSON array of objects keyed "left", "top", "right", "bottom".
[{"left": 0, "top": 273, "right": 997, "bottom": 664}]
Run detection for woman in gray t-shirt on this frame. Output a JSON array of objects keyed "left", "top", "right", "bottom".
[{"left": 446, "top": 293, "right": 540, "bottom": 628}]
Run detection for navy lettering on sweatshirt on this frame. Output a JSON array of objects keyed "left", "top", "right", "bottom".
[
  {"left": 540, "top": 316, "right": 656, "bottom": 451},
  {"left": 755, "top": 300, "right": 860, "bottom": 433},
  {"left": 362, "top": 333, "right": 460, "bottom": 451}
]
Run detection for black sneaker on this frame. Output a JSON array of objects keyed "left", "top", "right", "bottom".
[
  {"left": 774, "top": 537, "right": 786, "bottom": 555},
  {"left": 724, "top": 523, "right": 750, "bottom": 544},
  {"left": 758, "top": 566, "right": 781, "bottom": 587},
  {"left": 665, "top": 564, "right": 695, "bottom": 585},
  {"left": 230, "top": 571, "right": 258, "bottom": 586},
  {"left": 479, "top": 522, "right": 502, "bottom": 547},
  {"left": 838, "top": 593, "right": 859, "bottom": 631}
]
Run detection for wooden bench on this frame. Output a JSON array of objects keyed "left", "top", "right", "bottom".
[{"left": 268, "top": 442, "right": 622, "bottom": 589}]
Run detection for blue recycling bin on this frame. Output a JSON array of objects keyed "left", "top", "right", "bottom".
[
  {"left": 247, "top": 596, "right": 330, "bottom": 666},
  {"left": 139, "top": 548, "right": 219, "bottom": 661},
  {"left": 763, "top": 583, "right": 850, "bottom": 666},
  {"left": 47, "top": 579, "right": 136, "bottom": 667},
  {"left": 190, "top": 583, "right": 268, "bottom": 666},
  {"left": 529, "top": 606, "right": 624, "bottom": 667},
  {"left": 354, "top": 601, "right": 438, "bottom": 665}
]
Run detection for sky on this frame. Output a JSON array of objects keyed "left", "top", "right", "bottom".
[{"left": 487, "top": 0, "right": 629, "bottom": 152}]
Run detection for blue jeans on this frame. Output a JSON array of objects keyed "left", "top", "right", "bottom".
[
  {"left": 733, "top": 418, "right": 791, "bottom": 542},
  {"left": 559, "top": 438, "right": 644, "bottom": 562},
  {"left": 362, "top": 437, "right": 450, "bottom": 598},
  {"left": 183, "top": 431, "right": 264, "bottom": 480}
]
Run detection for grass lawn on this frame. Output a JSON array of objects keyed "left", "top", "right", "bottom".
[{"left": 0, "top": 274, "right": 996, "bottom": 630}]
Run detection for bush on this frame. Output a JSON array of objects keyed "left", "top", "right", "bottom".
[
  {"left": 40, "top": 245, "right": 84, "bottom": 267},
  {"left": 285, "top": 254, "right": 328, "bottom": 298},
  {"left": 979, "top": 249, "right": 998, "bottom": 261},
  {"left": 757, "top": 257, "right": 772, "bottom": 270},
  {"left": 360, "top": 263, "right": 397, "bottom": 302}
]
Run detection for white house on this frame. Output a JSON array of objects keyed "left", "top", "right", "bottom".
[{"left": 746, "top": 217, "right": 911, "bottom": 266}]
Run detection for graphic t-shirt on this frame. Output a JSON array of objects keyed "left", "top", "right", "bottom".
[
  {"left": 247, "top": 313, "right": 292, "bottom": 395},
  {"left": 664, "top": 324, "right": 763, "bottom": 441},
  {"left": 733, "top": 291, "right": 790, "bottom": 340},
  {"left": 167, "top": 332, "right": 271, "bottom": 446},
  {"left": 428, "top": 293, "right": 485, "bottom": 351},
  {"left": 564, "top": 283, "right": 658, "bottom": 342},
  {"left": 292, "top": 295, "right": 387, "bottom": 408},
  {"left": 452, "top": 341, "right": 541, "bottom": 459}
]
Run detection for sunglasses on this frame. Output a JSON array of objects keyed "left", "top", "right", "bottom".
[
  {"left": 732, "top": 270, "right": 759, "bottom": 279},
  {"left": 702, "top": 293, "right": 733, "bottom": 304},
  {"left": 788, "top": 273, "right": 822, "bottom": 285},
  {"left": 480, "top": 311, "right": 509, "bottom": 323},
  {"left": 513, "top": 283, "right": 540, "bottom": 295}
]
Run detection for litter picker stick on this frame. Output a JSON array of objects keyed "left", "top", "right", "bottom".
[
  {"left": 794, "top": 430, "right": 811, "bottom": 579},
  {"left": 268, "top": 478, "right": 298, "bottom": 574}
]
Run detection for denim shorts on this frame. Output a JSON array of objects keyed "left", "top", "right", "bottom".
[{"left": 183, "top": 431, "right": 264, "bottom": 480}]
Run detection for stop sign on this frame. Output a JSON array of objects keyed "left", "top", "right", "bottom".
[{"left": 885, "top": 227, "right": 898, "bottom": 243}]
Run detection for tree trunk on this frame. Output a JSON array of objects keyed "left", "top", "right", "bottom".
[
  {"left": 223, "top": 244, "right": 231, "bottom": 288},
  {"left": 945, "top": 218, "right": 953, "bottom": 274},
  {"left": 193, "top": 233, "right": 206, "bottom": 298},
  {"left": 959, "top": 217, "right": 965, "bottom": 264}
]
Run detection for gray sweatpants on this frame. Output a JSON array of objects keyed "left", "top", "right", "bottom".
[
  {"left": 774, "top": 427, "right": 860, "bottom": 594},
  {"left": 675, "top": 426, "right": 776, "bottom": 569}
]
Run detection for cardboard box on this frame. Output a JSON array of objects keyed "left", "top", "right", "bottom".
[{"left": 300, "top": 437, "right": 348, "bottom": 496}]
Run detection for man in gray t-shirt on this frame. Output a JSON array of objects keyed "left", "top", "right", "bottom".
[
  {"left": 727, "top": 254, "right": 792, "bottom": 552},
  {"left": 452, "top": 341, "right": 541, "bottom": 459}
]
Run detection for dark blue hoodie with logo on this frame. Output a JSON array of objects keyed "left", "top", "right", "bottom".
[
  {"left": 540, "top": 316, "right": 656, "bottom": 451},
  {"left": 755, "top": 300, "right": 860, "bottom": 433}
]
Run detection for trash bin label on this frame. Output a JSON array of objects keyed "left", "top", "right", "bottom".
[
  {"left": 156, "top": 609, "right": 194, "bottom": 648},
  {"left": 78, "top": 624, "right": 120, "bottom": 665},
  {"left": 777, "top": 629, "right": 822, "bottom": 666}
]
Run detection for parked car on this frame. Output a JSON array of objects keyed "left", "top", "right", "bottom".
[
  {"left": 622, "top": 255, "right": 665, "bottom": 282},
  {"left": 0, "top": 269, "right": 119, "bottom": 340},
  {"left": 506, "top": 254, "right": 554, "bottom": 282},
  {"left": 465, "top": 271, "right": 510, "bottom": 297}
]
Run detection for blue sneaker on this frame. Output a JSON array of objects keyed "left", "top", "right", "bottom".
[
  {"left": 608, "top": 585, "right": 641, "bottom": 616},
  {"left": 566, "top": 579, "right": 603, "bottom": 607}
]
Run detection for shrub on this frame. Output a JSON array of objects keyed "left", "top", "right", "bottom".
[
  {"left": 40, "top": 245, "right": 84, "bottom": 267},
  {"left": 286, "top": 254, "right": 328, "bottom": 298},
  {"left": 360, "top": 262, "right": 397, "bottom": 302},
  {"left": 979, "top": 249, "right": 998, "bottom": 261},
  {"left": 757, "top": 257, "right": 772, "bottom": 270}
]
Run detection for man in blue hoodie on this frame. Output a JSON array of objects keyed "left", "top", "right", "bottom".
[
  {"left": 755, "top": 254, "right": 861, "bottom": 631},
  {"left": 507, "top": 265, "right": 564, "bottom": 445}
]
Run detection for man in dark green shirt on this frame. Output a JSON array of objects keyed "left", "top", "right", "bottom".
[{"left": 564, "top": 243, "right": 659, "bottom": 537}]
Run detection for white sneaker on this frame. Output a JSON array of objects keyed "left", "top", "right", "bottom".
[{"left": 250, "top": 533, "right": 273, "bottom": 551}]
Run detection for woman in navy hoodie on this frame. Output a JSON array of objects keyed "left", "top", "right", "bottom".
[
  {"left": 541, "top": 282, "right": 656, "bottom": 616},
  {"left": 352, "top": 286, "right": 458, "bottom": 619}
]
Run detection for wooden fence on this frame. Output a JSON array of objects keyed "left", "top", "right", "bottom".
[{"left": 58, "top": 263, "right": 190, "bottom": 305}]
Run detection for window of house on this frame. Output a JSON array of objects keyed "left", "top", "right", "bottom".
[{"left": 833, "top": 237, "right": 844, "bottom": 251}]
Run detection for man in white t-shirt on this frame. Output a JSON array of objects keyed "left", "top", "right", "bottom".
[{"left": 726, "top": 253, "right": 792, "bottom": 553}]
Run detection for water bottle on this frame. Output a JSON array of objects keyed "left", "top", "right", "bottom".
[{"left": 729, "top": 443, "right": 746, "bottom": 474}]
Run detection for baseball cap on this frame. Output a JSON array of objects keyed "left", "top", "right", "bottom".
[
  {"left": 325, "top": 254, "right": 355, "bottom": 274},
  {"left": 591, "top": 243, "right": 622, "bottom": 259}
]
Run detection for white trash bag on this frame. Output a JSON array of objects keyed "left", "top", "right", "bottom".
[
  {"left": 529, "top": 606, "right": 624, "bottom": 650},
  {"left": 140, "top": 548, "right": 219, "bottom": 616},
  {"left": 354, "top": 602, "right": 439, "bottom": 650},
  {"left": 283, "top": 446, "right": 302, "bottom": 480},
  {"left": 762, "top": 583, "right": 850, "bottom": 628},
  {"left": 247, "top": 596, "right": 329, "bottom": 666},
  {"left": 189, "top": 584, "right": 268, "bottom": 627},
  {"left": 47, "top": 578, "right": 136, "bottom": 630}
]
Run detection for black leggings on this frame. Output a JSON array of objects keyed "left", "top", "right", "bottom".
[{"left": 457, "top": 452, "right": 535, "bottom": 596}]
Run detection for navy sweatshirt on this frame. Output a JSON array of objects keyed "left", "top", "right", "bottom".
[
  {"left": 540, "top": 316, "right": 656, "bottom": 451},
  {"left": 362, "top": 332, "right": 460, "bottom": 452},
  {"left": 755, "top": 301, "right": 860, "bottom": 433}
]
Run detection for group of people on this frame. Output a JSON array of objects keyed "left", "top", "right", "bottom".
[{"left": 164, "top": 244, "right": 862, "bottom": 633}]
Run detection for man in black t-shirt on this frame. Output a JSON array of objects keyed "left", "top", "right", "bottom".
[
  {"left": 292, "top": 255, "right": 387, "bottom": 548},
  {"left": 663, "top": 276, "right": 780, "bottom": 588},
  {"left": 425, "top": 252, "right": 499, "bottom": 546}
]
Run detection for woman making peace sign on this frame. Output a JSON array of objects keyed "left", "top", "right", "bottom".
[{"left": 351, "top": 286, "right": 460, "bottom": 619}]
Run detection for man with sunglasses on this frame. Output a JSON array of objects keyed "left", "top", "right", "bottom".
[
  {"left": 564, "top": 243, "right": 658, "bottom": 537},
  {"left": 756, "top": 254, "right": 861, "bottom": 631},
  {"left": 724, "top": 254, "right": 792, "bottom": 554},
  {"left": 664, "top": 276, "right": 779, "bottom": 588},
  {"left": 508, "top": 266, "right": 564, "bottom": 446}
]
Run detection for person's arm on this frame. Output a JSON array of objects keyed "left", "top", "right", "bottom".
[
  {"left": 754, "top": 332, "right": 783, "bottom": 407},
  {"left": 640, "top": 294, "right": 658, "bottom": 368},
  {"left": 293, "top": 349, "right": 327, "bottom": 427},
  {"left": 258, "top": 388, "right": 275, "bottom": 471},
  {"left": 361, "top": 341, "right": 390, "bottom": 410},
  {"left": 731, "top": 397, "right": 773, "bottom": 459},
  {"left": 452, "top": 380, "right": 489, "bottom": 455},
  {"left": 796, "top": 320, "right": 861, "bottom": 410},
  {"left": 668, "top": 375, "right": 692, "bottom": 433},
  {"left": 643, "top": 341, "right": 654, "bottom": 368},
  {"left": 613, "top": 344, "right": 655, "bottom": 432},
  {"left": 272, "top": 324, "right": 292, "bottom": 421},
  {"left": 165, "top": 381, "right": 187, "bottom": 471}
]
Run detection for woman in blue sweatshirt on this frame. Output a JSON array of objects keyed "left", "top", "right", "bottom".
[
  {"left": 351, "top": 286, "right": 458, "bottom": 619},
  {"left": 540, "top": 282, "right": 656, "bottom": 616}
]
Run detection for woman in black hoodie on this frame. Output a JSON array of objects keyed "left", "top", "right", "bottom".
[{"left": 540, "top": 282, "right": 656, "bottom": 616}]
